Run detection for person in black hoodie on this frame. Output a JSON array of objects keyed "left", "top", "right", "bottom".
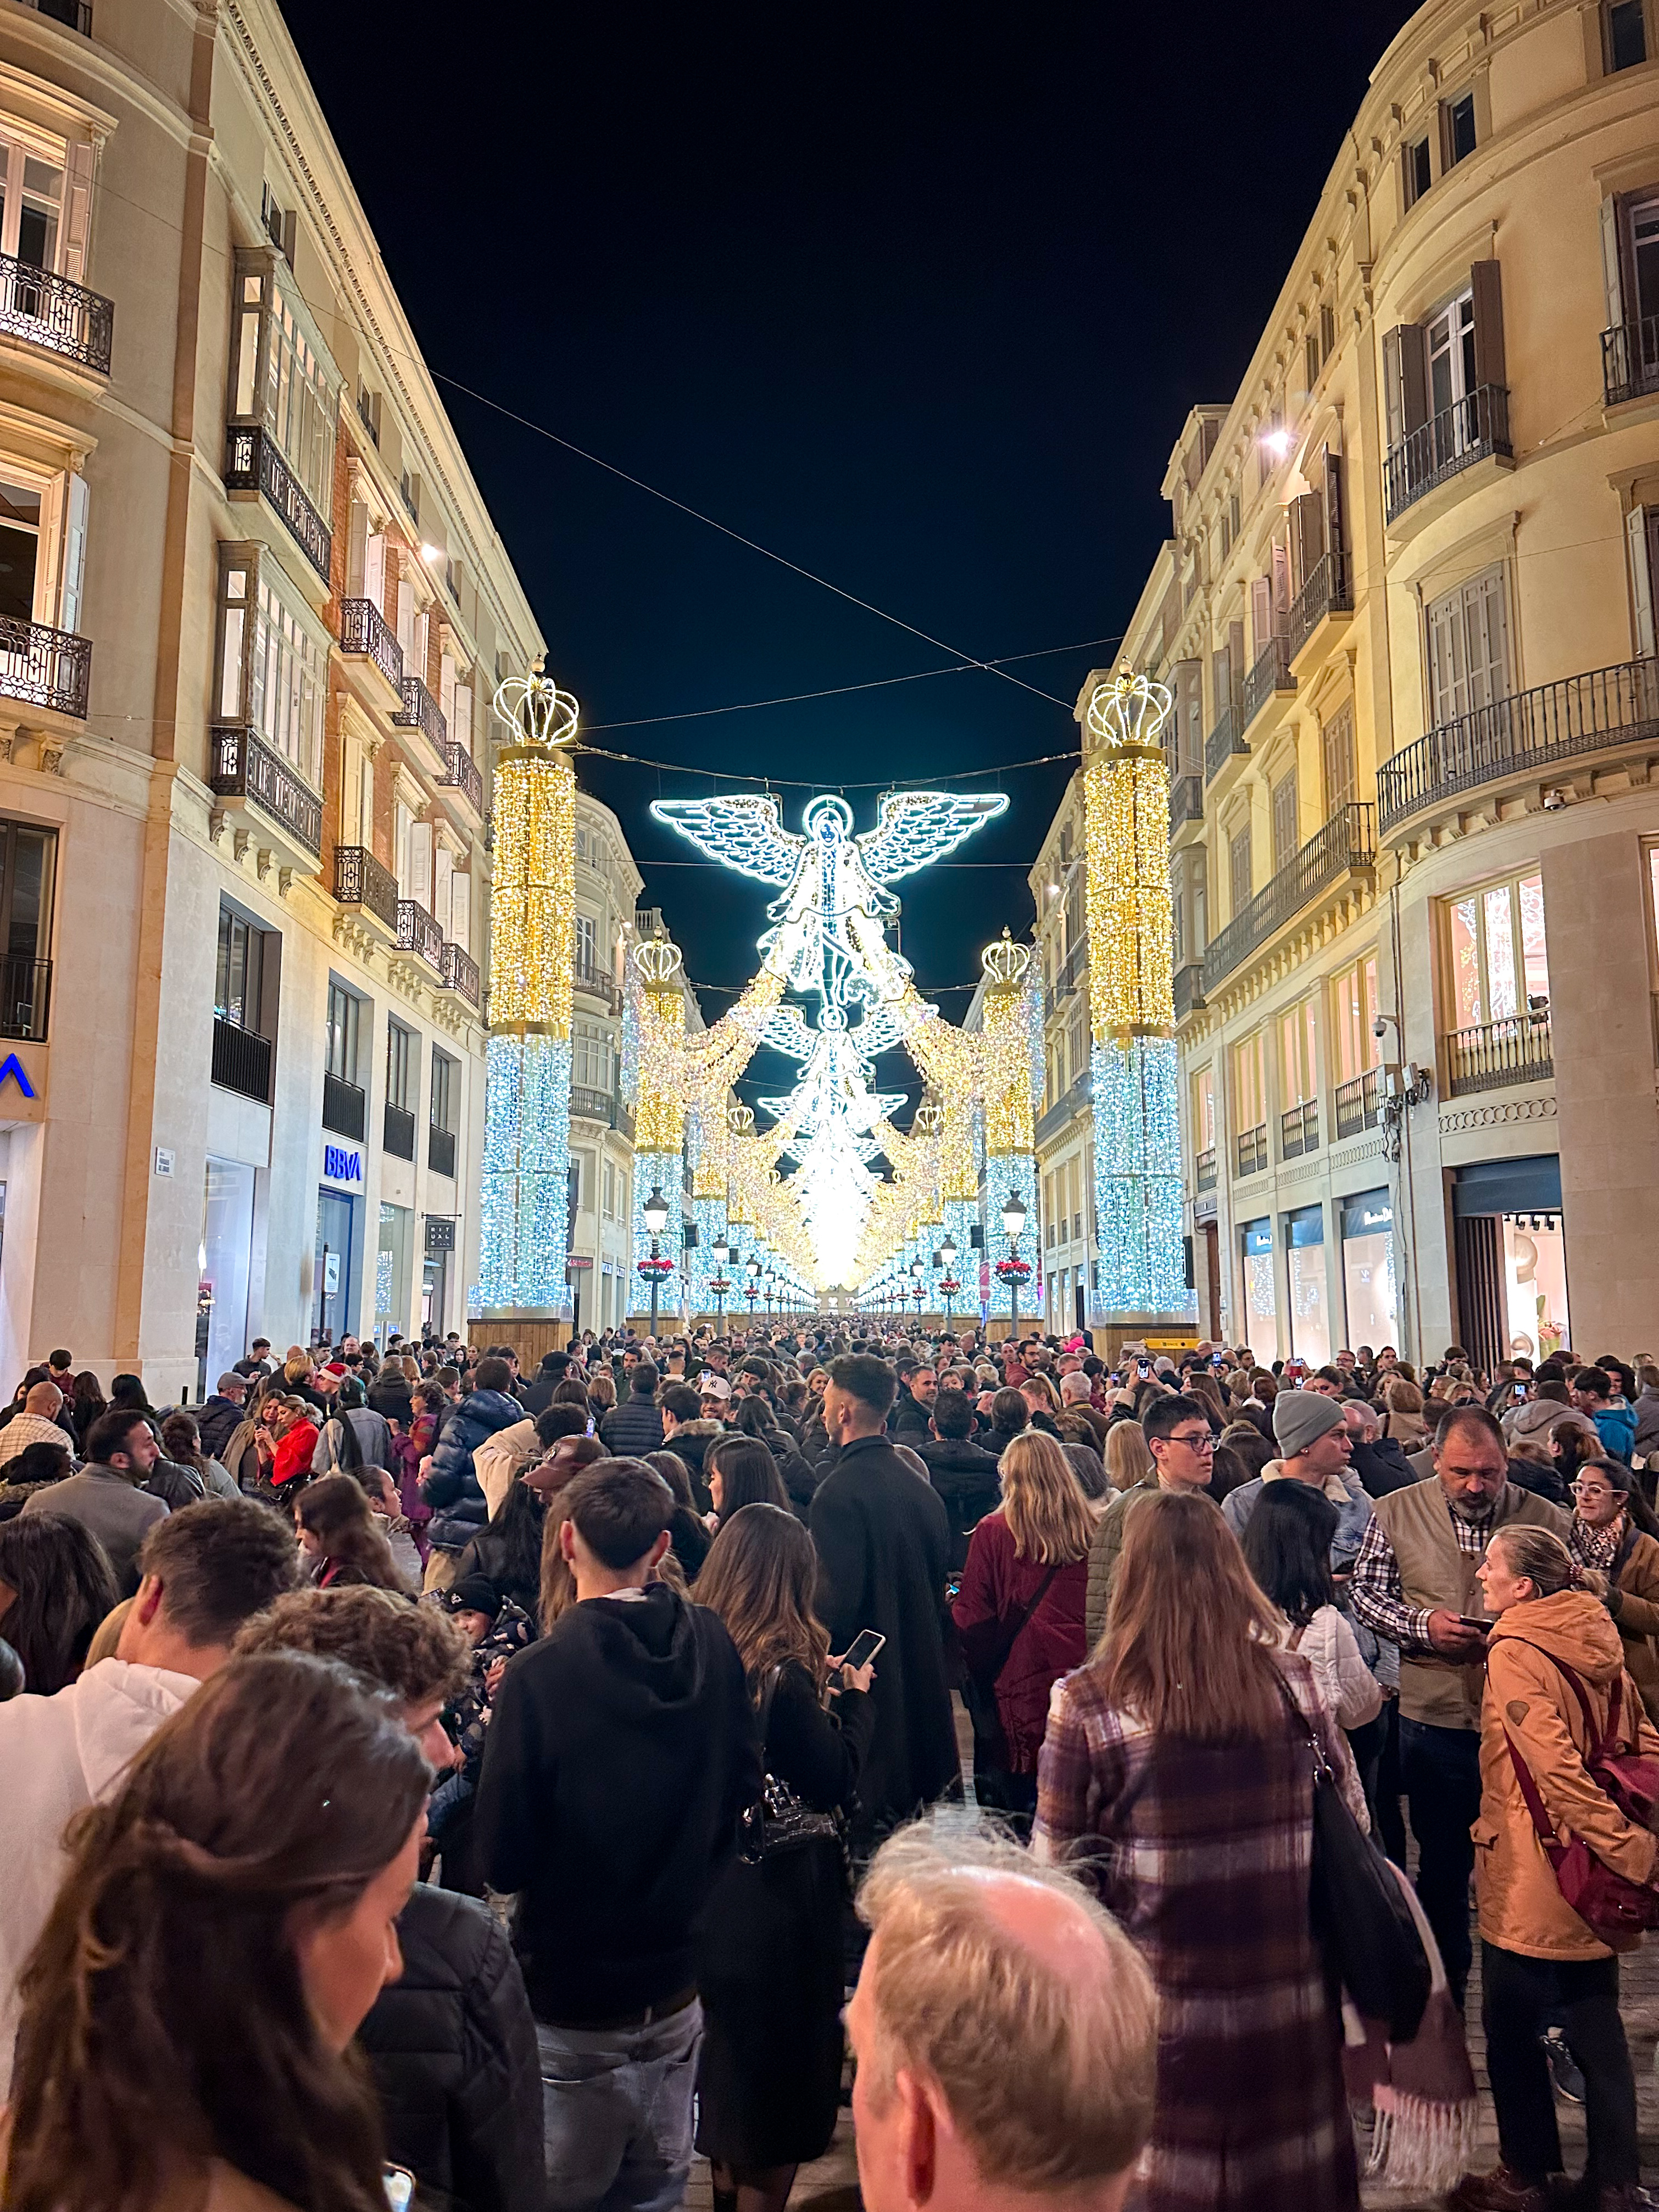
[
  {"left": 475, "top": 1457, "right": 759, "bottom": 2212},
  {"left": 917, "top": 1384, "right": 1003, "bottom": 1569}
]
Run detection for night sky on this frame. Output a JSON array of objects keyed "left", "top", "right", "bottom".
[{"left": 280, "top": 0, "right": 1411, "bottom": 1110}]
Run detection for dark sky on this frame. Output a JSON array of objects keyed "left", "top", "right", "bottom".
[{"left": 282, "top": 0, "right": 1410, "bottom": 1107}]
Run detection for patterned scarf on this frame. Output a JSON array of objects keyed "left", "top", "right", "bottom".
[{"left": 1570, "top": 1512, "right": 1625, "bottom": 1573}]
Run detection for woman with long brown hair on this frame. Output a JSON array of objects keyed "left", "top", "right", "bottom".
[
  {"left": 3, "top": 1648, "right": 430, "bottom": 2212},
  {"left": 1036, "top": 1489, "right": 1367, "bottom": 2212},
  {"left": 693, "top": 1503, "right": 875, "bottom": 2212},
  {"left": 296, "top": 1473, "right": 410, "bottom": 1592},
  {"left": 951, "top": 1430, "right": 1091, "bottom": 1824}
]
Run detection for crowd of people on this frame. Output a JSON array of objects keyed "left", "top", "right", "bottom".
[{"left": 0, "top": 1317, "right": 1657, "bottom": 2211}]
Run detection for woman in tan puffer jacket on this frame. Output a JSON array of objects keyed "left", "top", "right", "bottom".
[{"left": 1451, "top": 1526, "right": 1659, "bottom": 2212}]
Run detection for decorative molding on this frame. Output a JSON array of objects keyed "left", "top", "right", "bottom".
[
  {"left": 1438, "top": 1095, "right": 1558, "bottom": 1135},
  {"left": 385, "top": 957, "right": 426, "bottom": 1009},
  {"left": 330, "top": 912, "right": 380, "bottom": 966},
  {"left": 428, "top": 994, "right": 467, "bottom": 1041}
]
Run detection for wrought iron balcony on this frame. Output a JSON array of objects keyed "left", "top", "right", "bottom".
[
  {"left": 1202, "top": 802, "right": 1375, "bottom": 995},
  {"left": 573, "top": 958, "right": 621, "bottom": 1011},
  {"left": 0, "top": 614, "right": 91, "bottom": 718},
  {"left": 1236, "top": 1123, "right": 1268, "bottom": 1178},
  {"left": 0, "top": 253, "right": 112, "bottom": 374},
  {"left": 438, "top": 742, "right": 485, "bottom": 815},
  {"left": 322, "top": 1072, "right": 365, "bottom": 1142},
  {"left": 1284, "top": 548, "right": 1352, "bottom": 665},
  {"left": 1604, "top": 318, "right": 1659, "bottom": 408},
  {"left": 1205, "top": 693, "right": 1248, "bottom": 784},
  {"left": 338, "top": 597, "right": 402, "bottom": 694},
  {"left": 571, "top": 1085, "right": 637, "bottom": 1134},
  {"left": 333, "top": 844, "right": 399, "bottom": 932},
  {"left": 1446, "top": 1005, "right": 1554, "bottom": 1097},
  {"left": 439, "top": 941, "right": 481, "bottom": 1007},
  {"left": 1170, "top": 773, "right": 1203, "bottom": 832},
  {"left": 0, "top": 952, "right": 50, "bottom": 1041},
  {"left": 1281, "top": 1099, "right": 1320, "bottom": 1160},
  {"left": 396, "top": 898, "right": 444, "bottom": 972},
  {"left": 1243, "top": 634, "right": 1295, "bottom": 729},
  {"left": 1384, "top": 383, "right": 1511, "bottom": 523},
  {"left": 391, "top": 675, "right": 447, "bottom": 766},
  {"left": 1377, "top": 658, "right": 1659, "bottom": 833},
  {"left": 428, "top": 1123, "right": 458, "bottom": 1179},
  {"left": 224, "top": 426, "right": 332, "bottom": 584},
  {"left": 1195, "top": 1146, "right": 1217, "bottom": 1193},
  {"left": 383, "top": 1100, "right": 416, "bottom": 1160},
  {"left": 1334, "top": 1067, "right": 1384, "bottom": 1139},
  {"left": 209, "top": 724, "right": 322, "bottom": 860},
  {"left": 211, "top": 1015, "right": 270, "bottom": 1104},
  {"left": 1173, "top": 961, "right": 1205, "bottom": 1022}
]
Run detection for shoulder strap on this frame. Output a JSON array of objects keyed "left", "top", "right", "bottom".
[
  {"left": 756, "top": 1663, "right": 784, "bottom": 1746},
  {"left": 1500, "top": 1637, "right": 1616, "bottom": 1763},
  {"left": 979, "top": 1563, "right": 1064, "bottom": 1690},
  {"left": 1503, "top": 1728, "right": 1566, "bottom": 1864}
]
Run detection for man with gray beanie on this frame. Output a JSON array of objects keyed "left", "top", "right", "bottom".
[{"left": 1220, "top": 1386, "right": 1373, "bottom": 1569}]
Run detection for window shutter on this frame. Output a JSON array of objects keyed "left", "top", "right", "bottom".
[
  {"left": 1382, "top": 325, "right": 1428, "bottom": 445},
  {"left": 439, "top": 650, "right": 455, "bottom": 731},
  {"left": 1291, "top": 491, "right": 1324, "bottom": 588},
  {"left": 1627, "top": 505, "right": 1655, "bottom": 658},
  {"left": 59, "top": 472, "right": 88, "bottom": 634},
  {"left": 434, "top": 845, "right": 453, "bottom": 939},
  {"left": 410, "top": 819, "right": 432, "bottom": 907},
  {"left": 1323, "top": 448, "right": 1345, "bottom": 562},
  {"left": 1250, "top": 576, "right": 1272, "bottom": 655},
  {"left": 60, "top": 141, "right": 95, "bottom": 284},
  {"left": 1602, "top": 194, "right": 1628, "bottom": 333},
  {"left": 364, "top": 532, "right": 385, "bottom": 614},
  {"left": 453, "top": 679, "right": 472, "bottom": 756},
  {"left": 1470, "top": 260, "right": 1507, "bottom": 389},
  {"left": 450, "top": 871, "right": 470, "bottom": 953}
]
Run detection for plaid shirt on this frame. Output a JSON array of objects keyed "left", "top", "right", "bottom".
[{"left": 1349, "top": 1495, "right": 1494, "bottom": 1655}]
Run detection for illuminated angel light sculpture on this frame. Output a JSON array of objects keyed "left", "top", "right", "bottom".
[
  {"left": 476, "top": 667, "right": 580, "bottom": 1318},
  {"left": 1083, "top": 665, "right": 1193, "bottom": 1325}
]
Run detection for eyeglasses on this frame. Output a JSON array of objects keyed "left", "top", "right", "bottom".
[
  {"left": 1166, "top": 1429, "right": 1215, "bottom": 1450},
  {"left": 1571, "top": 1480, "right": 1616, "bottom": 1498}
]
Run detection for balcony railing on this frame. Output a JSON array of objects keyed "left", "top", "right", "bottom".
[
  {"left": 1205, "top": 693, "right": 1248, "bottom": 784},
  {"left": 1173, "top": 961, "right": 1205, "bottom": 1022},
  {"left": 1284, "top": 548, "right": 1352, "bottom": 665},
  {"left": 571, "top": 1085, "right": 636, "bottom": 1136},
  {"left": 0, "top": 253, "right": 112, "bottom": 374},
  {"left": 1034, "top": 1071, "right": 1091, "bottom": 1150},
  {"left": 1170, "top": 772, "right": 1203, "bottom": 831},
  {"left": 1243, "top": 634, "right": 1295, "bottom": 729},
  {"left": 211, "top": 1015, "right": 270, "bottom": 1104},
  {"left": 0, "top": 952, "right": 49, "bottom": 1041},
  {"left": 1045, "top": 935, "right": 1088, "bottom": 1018},
  {"left": 1236, "top": 1123, "right": 1268, "bottom": 1178},
  {"left": 396, "top": 898, "right": 444, "bottom": 972},
  {"left": 573, "top": 958, "right": 621, "bottom": 1011},
  {"left": 383, "top": 1100, "right": 416, "bottom": 1160},
  {"left": 1281, "top": 1098, "right": 1320, "bottom": 1160},
  {"left": 1604, "top": 317, "right": 1659, "bottom": 408},
  {"left": 0, "top": 613, "right": 91, "bottom": 719},
  {"left": 1195, "top": 1145, "right": 1217, "bottom": 1193},
  {"left": 1377, "top": 658, "right": 1659, "bottom": 833},
  {"left": 1203, "top": 802, "right": 1375, "bottom": 995},
  {"left": 1446, "top": 1005, "right": 1554, "bottom": 1097},
  {"left": 18, "top": 0, "right": 93, "bottom": 32},
  {"left": 209, "top": 725, "right": 322, "bottom": 859},
  {"left": 224, "top": 426, "right": 332, "bottom": 584},
  {"left": 322, "top": 1072, "right": 365, "bottom": 1141},
  {"left": 428, "top": 1123, "right": 458, "bottom": 1179},
  {"left": 338, "top": 597, "right": 402, "bottom": 694},
  {"left": 439, "top": 941, "right": 481, "bottom": 1007},
  {"left": 438, "top": 741, "right": 485, "bottom": 814},
  {"left": 391, "top": 675, "right": 447, "bottom": 766},
  {"left": 1384, "top": 383, "right": 1511, "bottom": 523},
  {"left": 333, "top": 844, "right": 399, "bottom": 932},
  {"left": 1334, "top": 1067, "right": 1384, "bottom": 1139}
]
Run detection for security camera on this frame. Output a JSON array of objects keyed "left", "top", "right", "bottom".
[
  {"left": 1542, "top": 788, "right": 1566, "bottom": 812},
  {"left": 1372, "top": 1016, "right": 1388, "bottom": 1040}
]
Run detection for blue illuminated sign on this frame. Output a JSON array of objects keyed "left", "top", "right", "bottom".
[
  {"left": 0, "top": 1054, "right": 35, "bottom": 1099},
  {"left": 323, "top": 1144, "right": 363, "bottom": 1184}
]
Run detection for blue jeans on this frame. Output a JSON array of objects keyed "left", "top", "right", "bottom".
[
  {"left": 536, "top": 1999, "right": 703, "bottom": 2212},
  {"left": 1398, "top": 1715, "right": 1482, "bottom": 2008}
]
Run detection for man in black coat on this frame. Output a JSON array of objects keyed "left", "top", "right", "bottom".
[
  {"left": 810, "top": 1353, "right": 957, "bottom": 1845},
  {"left": 917, "top": 1385, "right": 1003, "bottom": 1569},
  {"left": 1341, "top": 1397, "right": 1417, "bottom": 1497}
]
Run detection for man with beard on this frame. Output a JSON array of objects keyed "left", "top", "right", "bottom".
[{"left": 1350, "top": 1404, "right": 1566, "bottom": 2006}]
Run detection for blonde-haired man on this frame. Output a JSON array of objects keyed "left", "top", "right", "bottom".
[{"left": 849, "top": 1825, "right": 1156, "bottom": 2212}]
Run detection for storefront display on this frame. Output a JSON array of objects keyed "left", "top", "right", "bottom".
[{"left": 1340, "top": 1189, "right": 1396, "bottom": 1352}]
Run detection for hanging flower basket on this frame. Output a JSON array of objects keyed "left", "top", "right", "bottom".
[
  {"left": 994, "top": 1255, "right": 1032, "bottom": 1285},
  {"left": 636, "top": 1253, "right": 675, "bottom": 1282}
]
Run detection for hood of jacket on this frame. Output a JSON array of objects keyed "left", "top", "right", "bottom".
[
  {"left": 1260, "top": 1458, "right": 1358, "bottom": 1511},
  {"left": 670, "top": 1419, "right": 725, "bottom": 1440},
  {"left": 1506, "top": 1396, "right": 1592, "bottom": 1441},
  {"left": 1488, "top": 1586, "right": 1626, "bottom": 1686},
  {"left": 70, "top": 1657, "right": 200, "bottom": 1796},
  {"left": 553, "top": 1583, "right": 710, "bottom": 1724}
]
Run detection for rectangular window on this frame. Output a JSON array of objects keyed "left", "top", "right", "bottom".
[
  {"left": 1426, "top": 564, "right": 1510, "bottom": 729},
  {"left": 1443, "top": 92, "right": 1477, "bottom": 169},
  {"left": 1305, "top": 331, "right": 1321, "bottom": 394},
  {"left": 575, "top": 913, "right": 597, "bottom": 974},
  {"left": 386, "top": 1018, "right": 414, "bottom": 1112},
  {"left": 1229, "top": 491, "right": 1241, "bottom": 541},
  {"left": 0, "top": 476, "right": 41, "bottom": 625},
  {"left": 1280, "top": 1000, "right": 1318, "bottom": 1105},
  {"left": 1331, "top": 955, "right": 1382, "bottom": 1083},
  {"left": 1444, "top": 869, "right": 1547, "bottom": 1030},
  {"left": 1192, "top": 1066, "right": 1216, "bottom": 1150},
  {"left": 1608, "top": 0, "right": 1649, "bottom": 66},
  {"left": 325, "top": 980, "right": 361, "bottom": 1084},
  {"left": 430, "top": 1048, "right": 456, "bottom": 1132},
  {"left": 215, "top": 902, "right": 262, "bottom": 1030},
  {"left": 1321, "top": 702, "right": 1357, "bottom": 814},
  {"left": 1232, "top": 1030, "right": 1268, "bottom": 1132},
  {"left": 0, "top": 132, "right": 62, "bottom": 271},
  {"left": 1321, "top": 303, "right": 1337, "bottom": 363},
  {"left": 1404, "top": 133, "right": 1433, "bottom": 208},
  {"left": 1271, "top": 770, "right": 1299, "bottom": 873},
  {"left": 1229, "top": 823, "right": 1252, "bottom": 918},
  {"left": 215, "top": 545, "right": 326, "bottom": 790}
]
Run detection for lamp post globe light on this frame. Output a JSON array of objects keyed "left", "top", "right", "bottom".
[
  {"left": 999, "top": 1187, "right": 1029, "bottom": 1341},
  {"left": 639, "top": 1183, "right": 672, "bottom": 1338}
]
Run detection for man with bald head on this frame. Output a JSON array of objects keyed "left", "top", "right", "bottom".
[
  {"left": 0, "top": 1379, "right": 71, "bottom": 1469},
  {"left": 848, "top": 1825, "right": 1155, "bottom": 2212}
]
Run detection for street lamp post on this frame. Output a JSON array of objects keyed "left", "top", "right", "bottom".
[
  {"left": 939, "top": 1231, "right": 959, "bottom": 1331},
  {"left": 640, "top": 1184, "right": 671, "bottom": 1340},
  {"left": 710, "top": 1235, "right": 730, "bottom": 1329},
  {"left": 746, "top": 1256, "right": 761, "bottom": 1325},
  {"left": 1000, "top": 1188, "right": 1028, "bottom": 1343}
]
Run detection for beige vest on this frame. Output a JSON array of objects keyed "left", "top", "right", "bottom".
[{"left": 1373, "top": 1478, "right": 1566, "bottom": 1729}]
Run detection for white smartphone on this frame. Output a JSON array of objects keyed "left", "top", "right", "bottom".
[{"left": 843, "top": 1629, "right": 886, "bottom": 1670}]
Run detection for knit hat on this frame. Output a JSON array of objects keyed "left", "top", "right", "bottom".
[
  {"left": 1272, "top": 1388, "right": 1348, "bottom": 1458},
  {"left": 442, "top": 1575, "right": 502, "bottom": 1618}
]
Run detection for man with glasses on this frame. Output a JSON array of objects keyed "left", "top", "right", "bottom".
[
  {"left": 1350, "top": 1405, "right": 1565, "bottom": 2007},
  {"left": 1084, "top": 1394, "right": 1218, "bottom": 1645}
]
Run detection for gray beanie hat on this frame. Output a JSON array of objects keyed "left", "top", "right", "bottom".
[{"left": 1273, "top": 1388, "right": 1348, "bottom": 1458}]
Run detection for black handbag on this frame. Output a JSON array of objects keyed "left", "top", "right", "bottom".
[
  {"left": 740, "top": 1665, "right": 846, "bottom": 1867},
  {"left": 1274, "top": 1667, "right": 1430, "bottom": 2042}
]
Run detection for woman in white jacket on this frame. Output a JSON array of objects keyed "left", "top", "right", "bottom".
[{"left": 1239, "top": 1479, "right": 1383, "bottom": 1731}]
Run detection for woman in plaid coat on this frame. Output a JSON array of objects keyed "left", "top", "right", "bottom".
[{"left": 1035, "top": 1489, "right": 1365, "bottom": 2212}]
